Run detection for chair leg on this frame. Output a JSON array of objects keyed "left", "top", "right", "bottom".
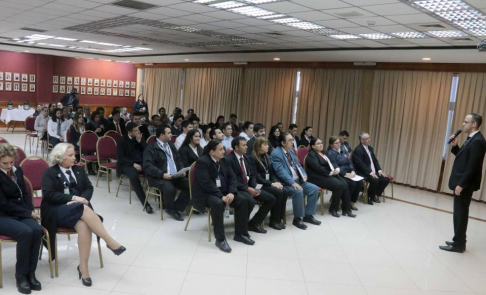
[
  {"left": 159, "top": 193, "right": 164, "bottom": 220},
  {"left": 116, "top": 177, "right": 122, "bottom": 197},
  {"left": 107, "top": 170, "right": 111, "bottom": 193},
  {"left": 391, "top": 181, "right": 394, "bottom": 199},
  {"left": 184, "top": 208, "right": 194, "bottom": 231},
  {"left": 129, "top": 181, "right": 132, "bottom": 204},
  {"left": 143, "top": 188, "right": 150, "bottom": 211},
  {"left": 0, "top": 242, "right": 3, "bottom": 288},
  {"left": 320, "top": 190, "right": 325, "bottom": 216},
  {"left": 364, "top": 183, "right": 369, "bottom": 204},
  {"left": 42, "top": 231, "right": 54, "bottom": 278},
  {"left": 96, "top": 169, "right": 101, "bottom": 187},
  {"left": 97, "top": 240, "right": 103, "bottom": 268},
  {"left": 54, "top": 235, "right": 59, "bottom": 277},
  {"left": 208, "top": 208, "right": 212, "bottom": 242}
]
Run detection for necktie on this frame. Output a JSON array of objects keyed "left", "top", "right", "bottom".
[
  {"left": 285, "top": 152, "right": 301, "bottom": 179},
  {"left": 57, "top": 121, "right": 62, "bottom": 137},
  {"left": 164, "top": 143, "right": 177, "bottom": 175},
  {"left": 66, "top": 170, "right": 76, "bottom": 187},
  {"left": 239, "top": 157, "right": 248, "bottom": 185},
  {"left": 115, "top": 122, "right": 121, "bottom": 135},
  {"left": 7, "top": 170, "right": 13, "bottom": 179},
  {"left": 364, "top": 147, "right": 376, "bottom": 173}
]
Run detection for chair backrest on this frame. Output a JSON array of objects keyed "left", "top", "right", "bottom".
[
  {"left": 188, "top": 162, "right": 196, "bottom": 200},
  {"left": 226, "top": 148, "right": 233, "bottom": 155},
  {"left": 105, "top": 130, "right": 121, "bottom": 141},
  {"left": 24, "top": 176, "right": 34, "bottom": 201},
  {"left": 297, "top": 147, "right": 309, "bottom": 165},
  {"left": 79, "top": 131, "right": 98, "bottom": 154},
  {"left": 20, "top": 156, "right": 49, "bottom": 191},
  {"left": 66, "top": 127, "right": 71, "bottom": 143},
  {"left": 0, "top": 137, "right": 9, "bottom": 144},
  {"left": 146, "top": 135, "right": 155, "bottom": 144},
  {"left": 349, "top": 151, "right": 354, "bottom": 160},
  {"left": 231, "top": 131, "right": 239, "bottom": 138},
  {"left": 25, "top": 116, "right": 36, "bottom": 132},
  {"left": 303, "top": 155, "right": 308, "bottom": 171},
  {"left": 12, "top": 146, "right": 27, "bottom": 165},
  {"left": 170, "top": 135, "right": 177, "bottom": 143},
  {"left": 97, "top": 136, "right": 117, "bottom": 162}
]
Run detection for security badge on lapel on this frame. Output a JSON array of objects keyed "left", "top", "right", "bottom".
[
  {"left": 216, "top": 178, "right": 221, "bottom": 188},
  {"left": 265, "top": 173, "right": 270, "bottom": 180}
]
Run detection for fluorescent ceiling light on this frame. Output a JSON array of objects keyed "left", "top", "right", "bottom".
[
  {"left": 54, "top": 37, "right": 77, "bottom": 41},
  {"left": 310, "top": 28, "right": 341, "bottom": 36},
  {"left": 454, "top": 20, "right": 486, "bottom": 29},
  {"left": 330, "top": 34, "right": 361, "bottom": 39},
  {"left": 229, "top": 6, "right": 275, "bottom": 17},
  {"left": 258, "top": 14, "right": 286, "bottom": 19},
  {"left": 391, "top": 31, "right": 427, "bottom": 38},
  {"left": 47, "top": 44, "right": 66, "bottom": 47},
  {"left": 29, "top": 34, "right": 54, "bottom": 39},
  {"left": 79, "top": 40, "right": 97, "bottom": 44},
  {"left": 271, "top": 17, "right": 300, "bottom": 24},
  {"left": 422, "top": 57, "right": 431, "bottom": 60},
  {"left": 193, "top": 0, "right": 217, "bottom": 3},
  {"left": 436, "top": 9, "right": 485, "bottom": 21},
  {"left": 426, "top": 30, "right": 467, "bottom": 37},
  {"left": 286, "top": 22, "right": 323, "bottom": 30},
  {"left": 414, "top": 0, "right": 470, "bottom": 12},
  {"left": 469, "top": 28, "right": 486, "bottom": 36},
  {"left": 359, "top": 33, "right": 394, "bottom": 39},
  {"left": 244, "top": 0, "right": 279, "bottom": 3},
  {"left": 273, "top": 57, "right": 280, "bottom": 60},
  {"left": 209, "top": 1, "right": 245, "bottom": 9}
]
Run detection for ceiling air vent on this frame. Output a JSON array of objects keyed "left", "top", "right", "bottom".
[
  {"left": 452, "top": 37, "right": 473, "bottom": 41},
  {"left": 20, "top": 27, "right": 47, "bottom": 32},
  {"left": 265, "top": 32, "right": 284, "bottom": 36},
  {"left": 419, "top": 24, "right": 446, "bottom": 28},
  {"left": 333, "top": 11, "right": 364, "bottom": 18},
  {"left": 111, "top": 0, "right": 159, "bottom": 10}
]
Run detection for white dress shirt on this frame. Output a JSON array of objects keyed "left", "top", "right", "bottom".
[
  {"left": 175, "top": 133, "right": 187, "bottom": 150},
  {"left": 222, "top": 136, "right": 233, "bottom": 149},
  {"left": 234, "top": 152, "right": 249, "bottom": 182},
  {"left": 47, "top": 118, "right": 70, "bottom": 139},
  {"left": 239, "top": 131, "right": 250, "bottom": 141}
]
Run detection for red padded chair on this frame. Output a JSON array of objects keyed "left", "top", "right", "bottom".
[
  {"left": 12, "top": 146, "right": 27, "bottom": 166},
  {"left": 105, "top": 130, "right": 121, "bottom": 141},
  {"left": 79, "top": 131, "right": 99, "bottom": 173},
  {"left": 146, "top": 135, "right": 155, "bottom": 144},
  {"left": 225, "top": 148, "right": 233, "bottom": 155},
  {"left": 0, "top": 137, "right": 8, "bottom": 144},
  {"left": 24, "top": 176, "right": 42, "bottom": 212},
  {"left": 170, "top": 135, "right": 177, "bottom": 143},
  {"left": 24, "top": 116, "right": 38, "bottom": 153},
  {"left": 231, "top": 131, "right": 239, "bottom": 138},
  {"left": 20, "top": 156, "right": 49, "bottom": 198},
  {"left": 297, "top": 147, "right": 309, "bottom": 165},
  {"left": 96, "top": 136, "right": 117, "bottom": 192}
]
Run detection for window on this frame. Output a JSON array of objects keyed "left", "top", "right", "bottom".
[
  {"left": 442, "top": 74, "right": 459, "bottom": 159},
  {"left": 291, "top": 70, "right": 301, "bottom": 124}
]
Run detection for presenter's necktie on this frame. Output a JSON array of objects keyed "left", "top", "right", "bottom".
[{"left": 239, "top": 157, "right": 248, "bottom": 185}]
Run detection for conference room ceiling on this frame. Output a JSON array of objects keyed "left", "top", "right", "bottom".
[{"left": 0, "top": 0, "right": 485, "bottom": 63}]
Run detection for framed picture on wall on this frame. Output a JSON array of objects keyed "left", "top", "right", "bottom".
[
  {"left": 29, "top": 84, "right": 35, "bottom": 92},
  {"left": 113, "top": 80, "right": 118, "bottom": 87},
  {"left": 94, "top": 87, "right": 99, "bottom": 95},
  {"left": 80, "top": 87, "right": 86, "bottom": 95},
  {"left": 100, "top": 88, "right": 105, "bottom": 95},
  {"left": 112, "top": 88, "right": 118, "bottom": 96},
  {"left": 29, "top": 74, "right": 35, "bottom": 83},
  {"left": 87, "top": 87, "right": 92, "bottom": 95},
  {"left": 100, "top": 79, "right": 105, "bottom": 87},
  {"left": 74, "top": 77, "right": 80, "bottom": 85},
  {"left": 124, "top": 89, "right": 130, "bottom": 96},
  {"left": 66, "top": 86, "right": 72, "bottom": 93},
  {"left": 0, "top": 72, "right": 3, "bottom": 81},
  {"left": 107, "top": 79, "right": 112, "bottom": 87},
  {"left": 13, "top": 73, "right": 20, "bottom": 82},
  {"left": 124, "top": 81, "right": 130, "bottom": 88},
  {"left": 87, "top": 78, "right": 93, "bottom": 86},
  {"left": 21, "top": 74, "right": 28, "bottom": 82},
  {"left": 53, "top": 85, "right": 58, "bottom": 93},
  {"left": 21, "top": 83, "right": 28, "bottom": 92},
  {"left": 13, "top": 83, "right": 20, "bottom": 91},
  {"left": 119, "top": 80, "right": 124, "bottom": 88},
  {"left": 5, "top": 72, "right": 12, "bottom": 81},
  {"left": 94, "top": 79, "right": 99, "bottom": 87},
  {"left": 131, "top": 81, "right": 136, "bottom": 88},
  {"left": 0, "top": 82, "right": 3, "bottom": 91},
  {"left": 5, "top": 82, "right": 11, "bottom": 91},
  {"left": 59, "top": 76, "right": 66, "bottom": 84},
  {"left": 119, "top": 89, "right": 124, "bottom": 97},
  {"left": 130, "top": 90, "right": 135, "bottom": 97},
  {"left": 53, "top": 76, "right": 58, "bottom": 84},
  {"left": 80, "top": 77, "right": 86, "bottom": 86},
  {"left": 67, "top": 76, "right": 73, "bottom": 84},
  {"left": 59, "top": 85, "right": 65, "bottom": 93},
  {"left": 106, "top": 88, "right": 112, "bottom": 96}
]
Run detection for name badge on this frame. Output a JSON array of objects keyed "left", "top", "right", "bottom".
[
  {"left": 256, "top": 184, "right": 263, "bottom": 190},
  {"left": 216, "top": 178, "right": 221, "bottom": 188},
  {"left": 64, "top": 186, "right": 70, "bottom": 195},
  {"left": 265, "top": 173, "right": 270, "bottom": 180}
]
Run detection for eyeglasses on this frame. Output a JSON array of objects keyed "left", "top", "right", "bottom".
[{"left": 464, "top": 121, "right": 472, "bottom": 124}]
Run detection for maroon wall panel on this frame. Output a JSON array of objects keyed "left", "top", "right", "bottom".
[{"left": 0, "top": 51, "right": 38, "bottom": 103}]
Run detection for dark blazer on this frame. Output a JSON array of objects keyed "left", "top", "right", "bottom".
[
  {"left": 352, "top": 144, "right": 382, "bottom": 177},
  {"left": 305, "top": 149, "right": 338, "bottom": 181},
  {"left": 192, "top": 154, "right": 238, "bottom": 213},
  {"left": 298, "top": 136, "right": 313, "bottom": 147},
  {"left": 86, "top": 121, "right": 107, "bottom": 137},
  {"left": 246, "top": 137, "right": 256, "bottom": 155},
  {"left": 60, "top": 93, "right": 79, "bottom": 108},
  {"left": 292, "top": 136, "right": 300, "bottom": 149},
  {"left": 230, "top": 123, "right": 239, "bottom": 133},
  {"left": 41, "top": 165, "right": 95, "bottom": 258},
  {"left": 0, "top": 166, "right": 32, "bottom": 219},
  {"left": 68, "top": 125, "right": 84, "bottom": 151},
  {"left": 341, "top": 142, "right": 353, "bottom": 155},
  {"left": 269, "top": 137, "right": 280, "bottom": 150},
  {"left": 171, "top": 125, "right": 182, "bottom": 137},
  {"left": 224, "top": 151, "right": 257, "bottom": 191},
  {"left": 249, "top": 154, "right": 278, "bottom": 186},
  {"left": 108, "top": 118, "right": 127, "bottom": 136},
  {"left": 178, "top": 144, "right": 203, "bottom": 167},
  {"left": 133, "top": 100, "right": 148, "bottom": 113},
  {"left": 116, "top": 135, "right": 146, "bottom": 177},
  {"left": 139, "top": 124, "right": 150, "bottom": 139},
  {"left": 143, "top": 141, "right": 184, "bottom": 187},
  {"left": 449, "top": 131, "right": 486, "bottom": 191},
  {"left": 327, "top": 148, "right": 355, "bottom": 176}
]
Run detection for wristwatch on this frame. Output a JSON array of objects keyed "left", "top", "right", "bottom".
[{"left": 71, "top": 196, "right": 75, "bottom": 201}]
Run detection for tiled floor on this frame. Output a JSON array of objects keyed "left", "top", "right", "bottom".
[{"left": 2, "top": 129, "right": 486, "bottom": 295}]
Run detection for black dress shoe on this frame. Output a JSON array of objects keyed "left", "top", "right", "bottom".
[
  {"left": 215, "top": 239, "right": 232, "bottom": 253},
  {"left": 107, "top": 245, "right": 127, "bottom": 256},
  {"left": 234, "top": 234, "right": 255, "bottom": 245},
  {"left": 303, "top": 215, "right": 321, "bottom": 225},
  {"left": 439, "top": 245, "right": 465, "bottom": 253},
  {"left": 145, "top": 204, "right": 154, "bottom": 214},
  {"left": 16, "top": 274, "right": 31, "bottom": 294},
  {"left": 248, "top": 223, "right": 267, "bottom": 234},
  {"left": 281, "top": 223, "right": 286, "bottom": 229},
  {"left": 292, "top": 218, "right": 307, "bottom": 230},
  {"left": 445, "top": 241, "right": 466, "bottom": 250},
  {"left": 329, "top": 211, "right": 340, "bottom": 218},
  {"left": 269, "top": 222, "right": 283, "bottom": 230},
  {"left": 88, "top": 170, "right": 96, "bottom": 176},
  {"left": 367, "top": 198, "right": 373, "bottom": 205},
  {"left": 372, "top": 197, "right": 380, "bottom": 203},
  {"left": 27, "top": 272, "right": 41, "bottom": 291},
  {"left": 77, "top": 265, "right": 92, "bottom": 287},
  {"left": 350, "top": 203, "right": 358, "bottom": 211},
  {"left": 167, "top": 209, "right": 184, "bottom": 221},
  {"left": 342, "top": 211, "right": 357, "bottom": 218}
]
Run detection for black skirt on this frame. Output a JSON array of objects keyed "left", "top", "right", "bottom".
[{"left": 56, "top": 202, "right": 84, "bottom": 228}]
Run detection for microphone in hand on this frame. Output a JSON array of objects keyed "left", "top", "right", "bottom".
[{"left": 448, "top": 129, "right": 462, "bottom": 144}]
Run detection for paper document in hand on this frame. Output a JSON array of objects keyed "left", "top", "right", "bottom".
[
  {"left": 345, "top": 175, "right": 364, "bottom": 181},
  {"left": 172, "top": 167, "right": 191, "bottom": 178}
]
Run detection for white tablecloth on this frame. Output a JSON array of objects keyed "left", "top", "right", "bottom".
[{"left": 0, "top": 109, "right": 35, "bottom": 124}]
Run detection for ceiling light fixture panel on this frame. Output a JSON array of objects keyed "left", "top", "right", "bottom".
[
  {"left": 426, "top": 30, "right": 468, "bottom": 37},
  {"left": 271, "top": 17, "right": 301, "bottom": 24},
  {"left": 258, "top": 14, "right": 286, "bottom": 19},
  {"left": 454, "top": 19, "right": 486, "bottom": 29},
  {"left": 359, "top": 33, "right": 394, "bottom": 39},
  {"left": 286, "top": 22, "right": 323, "bottom": 30},
  {"left": 209, "top": 1, "right": 245, "bottom": 9},
  {"left": 413, "top": 0, "right": 470, "bottom": 12},
  {"left": 229, "top": 6, "right": 275, "bottom": 17},
  {"left": 436, "top": 9, "right": 485, "bottom": 21},
  {"left": 330, "top": 34, "right": 361, "bottom": 39},
  {"left": 391, "top": 31, "right": 427, "bottom": 38},
  {"left": 469, "top": 28, "right": 486, "bottom": 36},
  {"left": 244, "top": 0, "right": 279, "bottom": 3},
  {"left": 309, "top": 28, "right": 341, "bottom": 36}
]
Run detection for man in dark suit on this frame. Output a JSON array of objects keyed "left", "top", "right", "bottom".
[
  {"left": 440, "top": 113, "right": 486, "bottom": 253},
  {"left": 246, "top": 123, "right": 266, "bottom": 155},
  {"left": 339, "top": 130, "right": 353, "bottom": 157},
  {"left": 116, "top": 122, "right": 153, "bottom": 213},
  {"left": 143, "top": 125, "right": 190, "bottom": 221},
  {"left": 289, "top": 124, "right": 299, "bottom": 150},
  {"left": 60, "top": 87, "right": 79, "bottom": 108},
  {"left": 225, "top": 137, "right": 276, "bottom": 233},
  {"left": 108, "top": 109, "right": 126, "bottom": 136},
  {"left": 193, "top": 140, "right": 254, "bottom": 253},
  {"left": 132, "top": 111, "right": 150, "bottom": 139},
  {"left": 352, "top": 132, "right": 389, "bottom": 205},
  {"left": 95, "top": 107, "right": 110, "bottom": 128},
  {"left": 229, "top": 114, "right": 239, "bottom": 133}
]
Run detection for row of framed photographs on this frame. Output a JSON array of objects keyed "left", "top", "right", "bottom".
[
  {"left": 0, "top": 72, "right": 36, "bottom": 83},
  {"left": 0, "top": 82, "right": 35, "bottom": 92},
  {"left": 53, "top": 76, "right": 135, "bottom": 88},
  {"left": 53, "top": 85, "right": 135, "bottom": 97}
]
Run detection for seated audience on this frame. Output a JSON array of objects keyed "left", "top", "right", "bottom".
[
  {"left": 0, "top": 144, "right": 43, "bottom": 294},
  {"left": 246, "top": 123, "right": 266, "bottom": 155},
  {"left": 120, "top": 107, "right": 131, "bottom": 120},
  {"left": 185, "top": 108, "right": 195, "bottom": 120},
  {"left": 221, "top": 122, "right": 233, "bottom": 150},
  {"left": 168, "top": 107, "right": 182, "bottom": 123},
  {"left": 34, "top": 106, "right": 49, "bottom": 140},
  {"left": 352, "top": 132, "right": 389, "bottom": 205},
  {"left": 200, "top": 125, "right": 212, "bottom": 149},
  {"left": 143, "top": 125, "right": 190, "bottom": 221},
  {"left": 229, "top": 114, "right": 239, "bottom": 132},
  {"left": 33, "top": 104, "right": 42, "bottom": 117},
  {"left": 339, "top": 130, "right": 353, "bottom": 157},
  {"left": 239, "top": 121, "right": 254, "bottom": 141},
  {"left": 276, "top": 122, "right": 284, "bottom": 131},
  {"left": 158, "top": 107, "right": 170, "bottom": 125},
  {"left": 190, "top": 115, "right": 203, "bottom": 136},
  {"left": 171, "top": 114, "right": 184, "bottom": 137},
  {"left": 116, "top": 122, "right": 153, "bottom": 213},
  {"left": 48, "top": 107, "right": 70, "bottom": 147},
  {"left": 87, "top": 111, "right": 107, "bottom": 137},
  {"left": 108, "top": 110, "right": 126, "bottom": 136},
  {"left": 289, "top": 124, "right": 299, "bottom": 150},
  {"left": 178, "top": 129, "right": 203, "bottom": 167},
  {"left": 133, "top": 94, "right": 148, "bottom": 113},
  {"left": 141, "top": 112, "right": 151, "bottom": 126},
  {"left": 268, "top": 125, "right": 280, "bottom": 149},
  {"left": 48, "top": 103, "right": 57, "bottom": 118},
  {"left": 148, "top": 115, "right": 161, "bottom": 137},
  {"left": 250, "top": 137, "right": 287, "bottom": 230},
  {"left": 132, "top": 112, "right": 150, "bottom": 139},
  {"left": 68, "top": 113, "right": 86, "bottom": 154},
  {"left": 193, "top": 140, "right": 254, "bottom": 253},
  {"left": 306, "top": 138, "right": 356, "bottom": 218},
  {"left": 327, "top": 136, "right": 363, "bottom": 211},
  {"left": 73, "top": 106, "right": 83, "bottom": 119},
  {"left": 83, "top": 106, "right": 91, "bottom": 124},
  {"left": 215, "top": 115, "right": 225, "bottom": 129},
  {"left": 298, "top": 126, "right": 314, "bottom": 147},
  {"left": 210, "top": 127, "right": 224, "bottom": 142},
  {"left": 41, "top": 143, "right": 125, "bottom": 288},
  {"left": 271, "top": 133, "right": 320, "bottom": 229},
  {"left": 62, "top": 107, "right": 73, "bottom": 127},
  {"left": 95, "top": 107, "right": 110, "bottom": 128},
  {"left": 56, "top": 102, "right": 63, "bottom": 109},
  {"left": 175, "top": 120, "right": 194, "bottom": 150}
]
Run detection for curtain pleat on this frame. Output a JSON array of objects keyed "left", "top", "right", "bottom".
[{"left": 144, "top": 68, "right": 182, "bottom": 116}]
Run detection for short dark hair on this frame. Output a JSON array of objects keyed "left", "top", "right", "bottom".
[
  {"left": 126, "top": 122, "right": 138, "bottom": 132},
  {"left": 172, "top": 114, "right": 184, "bottom": 123},
  {"left": 230, "top": 114, "right": 237, "bottom": 119},
  {"left": 52, "top": 108, "right": 64, "bottom": 122},
  {"left": 111, "top": 110, "right": 120, "bottom": 116},
  {"left": 75, "top": 106, "right": 83, "bottom": 112},
  {"left": 90, "top": 111, "right": 99, "bottom": 121},
  {"left": 96, "top": 107, "right": 105, "bottom": 112},
  {"left": 470, "top": 113, "right": 483, "bottom": 128},
  {"left": 278, "top": 132, "right": 291, "bottom": 146},
  {"left": 158, "top": 107, "right": 166, "bottom": 113},
  {"left": 210, "top": 128, "right": 221, "bottom": 139},
  {"left": 289, "top": 124, "right": 298, "bottom": 130},
  {"left": 242, "top": 121, "right": 253, "bottom": 131},
  {"left": 339, "top": 130, "right": 349, "bottom": 137},
  {"left": 190, "top": 115, "right": 200, "bottom": 122},
  {"left": 133, "top": 111, "right": 143, "bottom": 118},
  {"left": 151, "top": 114, "right": 160, "bottom": 121},
  {"left": 253, "top": 123, "right": 265, "bottom": 133},
  {"left": 231, "top": 136, "right": 246, "bottom": 150},
  {"left": 156, "top": 125, "right": 171, "bottom": 137},
  {"left": 187, "top": 108, "right": 194, "bottom": 114},
  {"left": 222, "top": 122, "right": 231, "bottom": 131},
  {"left": 181, "top": 120, "right": 192, "bottom": 129},
  {"left": 205, "top": 139, "right": 222, "bottom": 154},
  {"left": 202, "top": 125, "right": 212, "bottom": 135}
]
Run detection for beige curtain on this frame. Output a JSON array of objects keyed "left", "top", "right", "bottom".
[
  {"left": 239, "top": 68, "right": 297, "bottom": 129},
  {"left": 296, "top": 69, "right": 364, "bottom": 148},
  {"left": 441, "top": 72, "right": 486, "bottom": 200},
  {"left": 183, "top": 68, "right": 242, "bottom": 124},
  {"left": 369, "top": 70, "right": 453, "bottom": 190},
  {"left": 144, "top": 68, "right": 183, "bottom": 116}
]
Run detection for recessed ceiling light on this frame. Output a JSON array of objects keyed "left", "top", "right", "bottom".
[
  {"left": 209, "top": 1, "right": 245, "bottom": 9},
  {"left": 436, "top": 9, "right": 485, "bottom": 21},
  {"left": 184, "top": 59, "right": 190, "bottom": 61},
  {"left": 426, "top": 30, "right": 467, "bottom": 37},
  {"left": 286, "top": 22, "right": 323, "bottom": 30},
  {"left": 359, "top": 33, "right": 394, "bottom": 39},
  {"left": 244, "top": 0, "right": 278, "bottom": 3},
  {"left": 54, "top": 37, "right": 77, "bottom": 41},
  {"left": 469, "top": 28, "right": 486, "bottom": 36},
  {"left": 454, "top": 19, "right": 486, "bottom": 29},
  {"left": 229, "top": 6, "right": 275, "bottom": 17},
  {"left": 422, "top": 57, "right": 432, "bottom": 61},
  {"left": 258, "top": 14, "right": 286, "bottom": 19},
  {"left": 330, "top": 34, "right": 361, "bottom": 40},
  {"left": 414, "top": 0, "right": 470, "bottom": 12},
  {"left": 271, "top": 17, "right": 301, "bottom": 24},
  {"left": 274, "top": 57, "right": 280, "bottom": 61},
  {"left": 391, "top": 31, "right": 427, "bottom": 38}
]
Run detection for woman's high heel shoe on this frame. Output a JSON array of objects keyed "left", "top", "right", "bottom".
[
  {"left": 77, "top": 265, "right": 92, "bottom": 287},
  {"left": 107, "top": 245, "right": 126, "bottom": 256}
]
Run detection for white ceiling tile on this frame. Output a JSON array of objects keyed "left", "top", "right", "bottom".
[
  {"left": 74, "top": 9, "right": 119, "bottom": 18},
  {"left": 207, "top": 20, "right": 248, "bottom": 28},
  {"left": 258, "top": 24, "right": 295, "bottom": 31},
  {"left": 361, "top": 3, "right": 420, "bottom": 16},
  {"left": 163, "top": 18, "right": 198, "bottom": 25},
  {"left": 378, "top": 39, "right": 413, "bottom": 45},
  {"left": 233, "top": 18, "right": 271, "bottom": 26},
  {"left": 386, "top": 14, "right": 439, "bottom": 25},
  {"left": 0, "top": 2, "right": 36, "bottom": 10},
  {"left": 466, "top": 0, "right": 486, "bottom": 9},
  {"left": 93, "top": 4, "right": 140, "bottom": 15},
  {"left": 40, "top": 3, "right": 87, "bottom": 13},
  {"left": 201, "top": 10, "right": 247, "bottom": 20},
  {"left": 236, "top": 26, "right": 273, "bottom": 33},
  {"left": 314, "top": 19, "right": 360, "bottom": 28},
  {"left": 324, "top": 7, "right": 377, "bottom": 18},
  {"left": 259, "top": 2, "right": 313, "bottom": 14},
  {"left": 371, "top": 24, "right": 416, "bottom": 33},
  {"left": 347, "top": 39, "right": 386, "bottom": 47},
  {"left": 178, "top": 14, "right": 220, "bottom": 23},
  {"left": 129, "top": 12, "right": 172, "bottom": 20},
  {"left": 407, "top": 38, "right": 449, "bottom": 45},
  {"left": 287, "top": 11, "right": 337, "bottom": 21},
  {"left": 289, "top": 0, "right": 351, "bottom": 10},
  {"left": 167, "top": 2, "right": 217, "bottom": 13},
  {"left": 348, "top": 16, "right": 397, "bottom": 27},
  {"left": 191, "top": 23, "right": 226, "bottom": 30},
  {"left": 52, "top": 0, "right": 102, "bottom": 9},
  {"left": 3, "top": 0, "right": 48, "bottom": 7},
  {"left": 28, "top": 7, "right": 71, "bottom": 17},
  {"left": 304, "top": 35, "right": 336, "bottom": 41},
  {"left": 339, "top": 27, "right": 380, "bottom": 34},
  {"left": 283, "top": 30, "right": 321, "bottom": 37},
  {"left": 341, "top": 0, "right": 398, "bottom": 5},
  {"left": 147, "top": 7, "right": 193, "bottom": 17}
]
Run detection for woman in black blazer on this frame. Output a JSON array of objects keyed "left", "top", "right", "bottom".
[
  {"left": 249, "top": 137, "right": 287, "bottom": 230},
  {"left": 305, "top": 138, "right": 356, "bottom": 218},
  {"left": 86, "top": 111, "right": 107, "bottom": 137},
  {"left": 178, "top": 129, "right": 203, "bottom": 167},
  {"left": 41, "top": 143, "right": 126, "bottom": 287},
  {"left": 298, "top": 126, "right": 314, "bottom": 147},
  {"left": 69, "top": 113, "right": 86, "bottom": 154},
  {"left": 0, "top": 144, "right": 43, "bottom": 294},
  {"left": 268, "top": 125, "right": 281, "bottom": 149}
]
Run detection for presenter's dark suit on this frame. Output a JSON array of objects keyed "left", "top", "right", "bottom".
[
  {"left": 352, "top": 144, "right": 389, "bottom": 201},
  {"left": 0, "top": 166, "right": 42, "bottom": 275},
  {"left": 448, "top": 131, "right": 486, "bottom": 247},
  {"left": 143, "top": 141, "right": 190, "bottom": 212},
  {"left": 178, "top": 144, "right": 203, "bottom": 167},
  {"left": 192, "top": 154, "right": 250, "bottom": 240},
  {"left": 225, "top": 151, "right": 275, "bottom": 226},
  {"left": 305, "top": 149, "right": 351, "bottom": 212}
]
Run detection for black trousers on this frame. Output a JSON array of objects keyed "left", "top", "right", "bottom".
[
  {"left": 452, "top": 190, "right": 473, "bottom": 247},
  {"left": 343, "top": 178, "right": 364, "bottom": 203},
  {"left": 0, "top": 217, "right": 43, "bottom": 275},
  {"left": 153, "top": 177, "right": 190, "bottom": 212},
  {"left": 261, "top": 185, "right": 287, "bottom": 223},
  {"left": 309, "top": 176, "right": 350, "bottom": 212},
  {"left": 246, "top": 189, "right": 276, "bottom": 226},
  {"left": 206, "top": 194, "right": 249, "bottom": 241},
  {"left": 122, "top": 166, "right": 146, "bottom": 206},
  {"left": 366, "top": 175, "right": 390, "bottom": 199},
  {"left": 49, "top": 137, "right": 61, "bottom": 147}
]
